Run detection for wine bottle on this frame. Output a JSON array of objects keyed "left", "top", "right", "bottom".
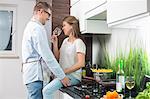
[{"left": 116, "top": 60, "right": 125, "bottom": 94}]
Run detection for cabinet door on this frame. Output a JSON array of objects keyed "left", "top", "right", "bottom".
[
  {"left": 54, "top": 90, "right": 60, "bottom": 99},
  {"left": 70, "top": 0, "right": 80, "bottom": 6},
  {"left": 59, "top": 91, "right": 74, "bottom": 99},
  {"left": 70, "top": 1, "right": 85, "bottom": 32},
  {"left": 70, "top": 1, "right": 80, "bottom": 19},
  {"left": 63, "top": 93, "right": 74, "bottom": 99},
  {"left": 107, "top": 0, "right": 148, "bottom": 25}
]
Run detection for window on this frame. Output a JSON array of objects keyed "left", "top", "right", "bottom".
[{"left": 0, "top": 4, "right": 18, "bottom": 58}]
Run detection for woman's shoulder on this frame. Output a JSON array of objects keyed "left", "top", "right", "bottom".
[
  {"left": 63, "top": 37, "right": 69, "bottom": 42},
  {"left": 62, "top": 37, "right": 69, "bottom": 44},
  {"left": 75, "top": 38, "right": 85, "bottom": 44}
]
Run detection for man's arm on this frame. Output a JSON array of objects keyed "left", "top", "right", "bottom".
[{"left": 33, "top": 27, "right": 70, "bottom": 86}]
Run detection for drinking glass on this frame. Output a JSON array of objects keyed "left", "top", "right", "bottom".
[
  {"left": 125, "top": 76, "right": 135, "bottom": 99},
  {"left": 53, "top": 27, "right": 62, "bottom": 36}
]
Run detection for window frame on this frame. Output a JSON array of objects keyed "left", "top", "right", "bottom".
[{"left": 0, "top": 4, "right": 18, "bottom": 58}]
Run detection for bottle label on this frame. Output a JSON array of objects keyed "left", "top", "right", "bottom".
[
  {"left": 116, "top": 82, "right": 122, "bottom": 92},
  {"left": 119, "top": 76, "right": 125, "bottom": 89}
]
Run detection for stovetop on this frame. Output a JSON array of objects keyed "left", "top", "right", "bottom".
[
  {"left": 60, "top": 79, "right": 116, "bottom": 99},
  {"left": 73, "top": 81, "right": 104, "bottom": 98}
]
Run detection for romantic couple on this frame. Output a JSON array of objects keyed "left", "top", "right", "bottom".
[{"left": 22, "top": 2, "right": 86, "bottom": 99}]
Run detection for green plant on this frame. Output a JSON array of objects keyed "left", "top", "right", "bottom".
[
  {"left": 101, "top": 46, "right": 150, "bottom": 91},
  {"left": 136, "top": 82, "right": 150, "bottom": 99},
  {"left": 125, "top": 47, "right": 149, "bottom": 91}
]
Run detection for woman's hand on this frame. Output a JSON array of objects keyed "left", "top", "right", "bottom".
[
  {"left": 51, "top": 34, "right": 58, "bottom": 45},
  {"left": 51, "top": 34, "right": 60, "bottom": 60}
]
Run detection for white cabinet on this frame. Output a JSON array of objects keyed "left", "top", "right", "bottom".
[
  {"left": 70, "top": 0, "right": 80, "bottom": 19},
  {"left": 58, "top": 91, "right": 74, "bottom": 99},
  {"left": 84, "top": 0, "right": 107, "bottom": 19},
  {"left": 62, "top": 93, "right": 74, "bottom": 99},
  {"left": 82, "top": 20, "right": 111, "bottom": 34},
  {"left": 70, "top": 0, "right": 80, "bottom": 6},
  {"left": 54, "top": 90, "right": 60, "bottom": 99},
  {"left": 107, "top": 0, "right": 150, "bottom": 27},
  {"left": 70, "top": 0, "right": 111, "bottom": 34},
  {"left": 70, "top": 0, "right": 86, "bottom": 32}
]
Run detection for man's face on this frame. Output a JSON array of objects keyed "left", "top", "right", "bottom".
[{"left": 40, "top": 9, "right": 51, "bottom": 25}]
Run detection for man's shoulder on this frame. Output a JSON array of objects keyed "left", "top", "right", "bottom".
[
  {"left": 25, "top": 21, "right": 43, "bottom": 32},
  {"left": 28, "top": 21, "right": 41, "bottom": 28}
]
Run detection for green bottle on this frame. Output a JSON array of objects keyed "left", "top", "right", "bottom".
[{"left": 116, "top": 60, "right": 125, "bottom": 93}]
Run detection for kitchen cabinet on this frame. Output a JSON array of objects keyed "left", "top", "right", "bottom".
[
  {"left": 54, "top": 90, "right": 60, "bottom": 99},
  {"left": 70, "top": 0, "right": 80, "bottom": 6},
  {"left": 107, "top": 0, "right": 150, "bottom": 27},
  {"left": 56, "top": 90, "right": 74, "bottom": 99},
  {"left": 62, "top": 93, "right": 74, "bottom": 99},
  {"left": 70, "top": 0, "right": 80, "bottom": 20},
  {"left": 84, "top": 0, "right": 107, "bottom": 19},
  {"left": 70, "top": 0, "right": 86, "bottom": 32},
  {"left": 70, "top": 0, "right": 111, "bottom": 34}
]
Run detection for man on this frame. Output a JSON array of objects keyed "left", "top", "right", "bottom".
[{"left": 22, "top": 2, "right": 70, "bottom": 99}]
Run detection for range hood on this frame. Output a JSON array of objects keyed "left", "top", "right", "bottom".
[
  {"left": 82, "top": 11, "right": 111, "bottom": 34},
  {"left": 81, "top": 1, "right": 111, "bottom": 34}
]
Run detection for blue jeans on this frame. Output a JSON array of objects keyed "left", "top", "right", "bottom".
[
  {"left": 26, "top": 81, "right": 43, "bottom": 99},
  {"left": 42, "top": 75, "right": 80, "bottom": 99}
]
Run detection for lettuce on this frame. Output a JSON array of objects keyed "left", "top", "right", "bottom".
[{"left": 136, "top": 82, "right": 150, "bottom": 99}]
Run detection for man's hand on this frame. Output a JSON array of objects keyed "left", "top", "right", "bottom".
[{"left": 61, "top": 77, "right": 70, "bottom": 87}]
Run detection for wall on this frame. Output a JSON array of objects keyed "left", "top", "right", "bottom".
[
  {"left": 93, "top": 16, "right": 150, "bottom": 65},
  {"left": 107, "top": 16, "right": 150, "bottom": 59},
  {"left": 0, "top": 0, "right": 35, "bottom": 99},
  {"left": 52, "top": 0, "right": 70, "bottom": 29},
  {"left": 52, "top": 0, "right": 70, "bottom": 49},
  {"left": 92, "top": 34, "right": 110, "bottom": 64}
]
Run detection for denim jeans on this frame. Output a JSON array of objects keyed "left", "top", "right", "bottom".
[
  {"left": 26, "top": 81, "right": 43, "bottom": 99},
  {"left": 42, "top": 75, "right": 80, "bottom": 99}
]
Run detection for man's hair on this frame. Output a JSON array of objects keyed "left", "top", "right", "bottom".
[{"left": 34, "top": 2, "right": 51, "bottom": 12}]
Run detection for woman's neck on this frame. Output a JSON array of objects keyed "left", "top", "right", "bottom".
[{"left": 68, "top": 35, "right": 76, "bottom": 43}]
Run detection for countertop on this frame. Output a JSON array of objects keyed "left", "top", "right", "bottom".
[{"left": 59, "top": 78, "right": 116, "bottom": 99}]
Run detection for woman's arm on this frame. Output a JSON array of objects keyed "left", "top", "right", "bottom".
[
  {"left": 53, "top": 42, "right": 60, "bottom": 60},
  {"left": 51, "top": 35, "right": 60, "bottom": 60},
  {"left": 64, "top": 52, "right": 85, "bottom": 74}
]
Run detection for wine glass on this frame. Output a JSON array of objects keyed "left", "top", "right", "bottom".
[
  {"left": 53, "top": 27, "right": 62, "bottom": 36},
  {"left": 125, "top": 76, "right": 135, "bottom": 99}
]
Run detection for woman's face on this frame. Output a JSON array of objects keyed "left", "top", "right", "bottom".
[{"left": 62, "top": 21, "right": 72, "bottom": 36}]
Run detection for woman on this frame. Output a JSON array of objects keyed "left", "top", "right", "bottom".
[{"left": 42, "top": 16, "right": 86, "bottom": 99}]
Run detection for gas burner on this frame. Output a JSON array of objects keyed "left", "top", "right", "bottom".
[
  {"left": 81, "top": 85, "right": 87, "bottom": 89},
  {"left": 72, "top": 78, "right": 116, "bottom": 98}
]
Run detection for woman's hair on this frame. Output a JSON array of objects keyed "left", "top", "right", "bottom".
[
  {"left": 34, "top": 2, "right": 51, "bottom": 12},
  {"left": 63, "top": 16, "right": 81, "bottom": 38}
]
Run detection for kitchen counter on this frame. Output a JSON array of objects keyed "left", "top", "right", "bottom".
[
  {"left": 59, "top": 78, "right": 116, "bottom": 99},
  {"left": 60, "top": 86, "right": 82, "bottom": 99},
  {"left": 60, "top": 85, "right": 101, "bottom": 99}
]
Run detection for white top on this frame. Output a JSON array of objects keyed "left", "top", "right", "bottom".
[{"left": 59, "top": 37, "right": 86, "bottom": 81}]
